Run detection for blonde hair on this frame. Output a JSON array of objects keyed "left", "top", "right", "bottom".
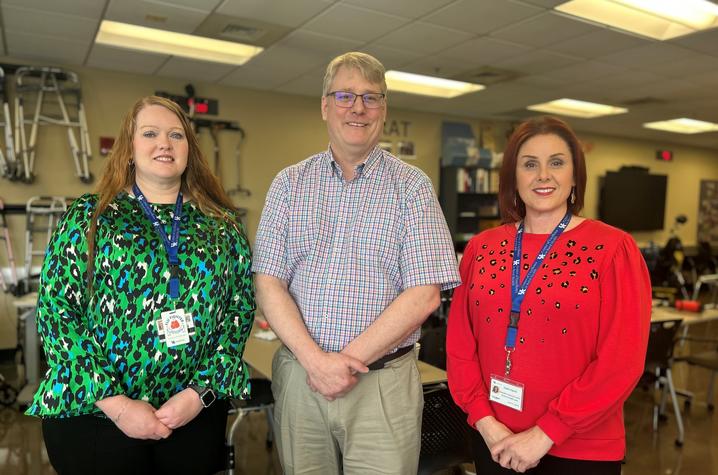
[
  {"left": 322, "top": 52, "right": 387, "bottom": 97},
  {"left": 87, "top": 95, "right": 240, "bottom": 287}
]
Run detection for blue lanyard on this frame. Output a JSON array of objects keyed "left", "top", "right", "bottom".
[
  {"left": 132, "top": 184, "right": 183, "bottom": 299},
  {"left": 503, "top": 212, "right": 571, "bottom": 375}
]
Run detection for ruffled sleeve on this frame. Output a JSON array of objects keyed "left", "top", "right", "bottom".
[
  {"left": 26, "top": 195, "right": 123, "bottom": 417},
  {"left": 536, "top": 232, "right": 651, "bottom": 445},
  {"left": 191, "top": 218, "right": 255, "bottom": 399},
  {"left": 447, "top": 237, "right": 497, "bottom": 427}
]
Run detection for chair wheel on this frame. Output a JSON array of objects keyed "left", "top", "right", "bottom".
[{"left": 675, "top": 439, "right": 683, "bottom": 447}]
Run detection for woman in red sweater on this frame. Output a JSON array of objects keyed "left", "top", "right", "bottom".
[{"left": 446, "top": 116, "right": 651, "bottom": 474}]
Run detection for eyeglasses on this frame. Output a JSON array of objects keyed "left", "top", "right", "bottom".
[{"left": 326, "top": 91, "right": 385, "bottom": 109}]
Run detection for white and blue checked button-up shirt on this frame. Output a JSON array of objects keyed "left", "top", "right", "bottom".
[{"left": 253, "top": 146, "right": 461, "bottom": 353}]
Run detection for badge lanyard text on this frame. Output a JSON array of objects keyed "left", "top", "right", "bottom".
[
  {"left": 506, "top": 212, "right": 572, "bottom": 376},
  {"left": 132, "top": 184, "right": 183, "bottom": 299}
]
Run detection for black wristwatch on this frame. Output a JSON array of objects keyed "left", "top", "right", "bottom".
[{"left": 188, "top": 384, "right": 216, "bottom": 408}]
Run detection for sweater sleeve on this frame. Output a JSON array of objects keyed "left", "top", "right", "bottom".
[
  {"left": 26, "top": 195, "right": 123, "bottom": 417},
  {"left": 447, "top": 238, "right": 496, "bottom": 427},
  {"left": 192, "top": 219, "right": 255, "bottom": 399},
  {"left": 536, "top": 233, "right": 651, "bottom": 445}
]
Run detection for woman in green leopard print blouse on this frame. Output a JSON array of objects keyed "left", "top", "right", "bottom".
[{"left": 27, "top": 96, "right": 254, "bottom": 475}]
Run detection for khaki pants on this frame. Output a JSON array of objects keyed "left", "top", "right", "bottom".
[{"left": 271, "top": 345, "right": 423, "bottom": 475}]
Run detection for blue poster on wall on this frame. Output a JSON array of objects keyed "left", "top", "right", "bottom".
[{"left": 441, "top": 121, "right": 491, "bottom": 167}]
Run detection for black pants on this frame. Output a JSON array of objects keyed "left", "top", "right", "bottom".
[
  {"left": 42, "top": 400, "right": 228, "bottom": 475},
  {"left": 470, "top": 429, "right": 621, "bottom": 475}
]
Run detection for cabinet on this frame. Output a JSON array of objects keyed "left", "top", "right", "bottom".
[{"left": 440, "top": 166, "right": 501, "bottom": 251}]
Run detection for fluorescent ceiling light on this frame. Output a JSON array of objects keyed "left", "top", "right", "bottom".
[
  {"left": 385, "top": 70, "right": 484, "bottom": 98},
  {"left": 96, "top": 20, "right": 263, "bottom": 66},
  {"left": 527, "top": 98, "right": 628, "bottom": 119},
  {"left": 555, "top": 0, "right": 718, "bottom": 40},
  {"left": 643, "top": 118, "right": 718, "bottom": 134}
]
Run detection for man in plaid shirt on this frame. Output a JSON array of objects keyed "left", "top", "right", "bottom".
[{"left": 253, "top": 52, "right": 460, "bottom": 474}]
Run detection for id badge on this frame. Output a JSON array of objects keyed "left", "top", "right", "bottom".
[
  {"left": 489, "top": 374, "right": 524, "bottom": 411},
  {"left": 156, "top": 309, "right": 194, "bottom": 348}
]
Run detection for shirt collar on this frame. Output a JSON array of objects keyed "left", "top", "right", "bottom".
[{"left": 324, "top": 144, "right": 383, "bottom": 181}]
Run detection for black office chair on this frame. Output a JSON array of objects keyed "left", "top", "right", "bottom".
[
  {"left": 419, "top": 384, "right": 472, "bottom": 475},
  {"left": 225, "top": 378, "right": 274, "bottom": 475},
  {"left": 674, "top": 336, "right": 718, "bottom": 412},
  {"left": 642, "top": 318, "right": 684, "bottom": 447}
]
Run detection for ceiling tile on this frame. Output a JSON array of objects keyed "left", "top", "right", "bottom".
[
  {"left": 424, "top": 0, "right": 542, "bottom": 35},
  {"left": 276, "top": 66, "right": 325, "bottom": 96},
  {"left": 358, "top": 45, "right": 422, "bottom": 70},
  {"left": 155, "top": 57, "right": 238, "bottom": 82},
  {"left": 341, "top": 0, "right": 454, "bottom": 19},
  {"left": 672, "top": 27, "right": 718, "bottom": 58},
  {"left": 399, "top": 55, "right": 480, "bottom": 78},
  {"left": 686, "top": 69, "right": 718, "bottom": 88},
  {"left": 519, "top": 0, "right": 566, "bottom": 7},
  {"left": 612, "top": 78, "right": 710, "bottom": 103},
  {"left": 490, "top": 11, "right": 599, "bottom": 48},
  {"left": 637, "top": 52, "right": 718, "bottom": 79},
  {"left": 546, "top": 28, "right": 649, "bottom": 59},
  {"left": 1, "top": 0, "right": 105, "bottom": 20},
  {"left": 538, "top": 60, "right": 625, "bottom": 84},
  {"left": 301, "top": 3, "right": 408, "bottom": 43},
  {"left": 561, "top": 71, "right": 664, "bottom": 101},
  {"left": 597, "top": 43, "right": 697, "bottom": 68},
  {"left": 3, "top": 4, "right": 98, "bottom": 42},
  {"left": 441, "top": 37, "right": 531, "bottom": 66},
  {"left": 216, "top": 0, "right": 333, "bottom": 28},
  {"left": 277, "top": 30, "right": 363, "bottom": 58},
  {"left": 6, "top": 31, "right": 88, "bottom": 65},
  {"left": 105, "top": 0, "right": 209, "bottom": 33},
  {"left": 493, "top": 49, "right": 579, "bottom": 75},
  {"left": 85, "top": 44, "right": 169, "bottom": 74},
  {"left": 373, "top": 22, "right": 473, "bottom": 55},
  {"left": 150, "top": 0, "right": 222, "bottom": 12},
  {"left": 219, "top": 63, "right": 288, "bottom": 90}
]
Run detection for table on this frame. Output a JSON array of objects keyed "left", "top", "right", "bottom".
[
  {"left": 651, "top": 306, "right": 718, "bottom": 325},
  {"left": 243, "top": 325, "right": 447, "bottom": 385}
]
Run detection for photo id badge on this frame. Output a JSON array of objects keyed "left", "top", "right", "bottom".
[
  {"left": 489, "top": 374, "right": 525, "bottom": 411},
  {"left": 156, "top": 309, "right": 192, "bottom": 348}
]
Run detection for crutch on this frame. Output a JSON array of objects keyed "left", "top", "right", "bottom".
[
  {"left": 0, "top": 198, "right": 19, "bottom": 294},
  {"left": 0, "top": 68, "right": 17, "bottom": 180},
  {"left": 20, "top": 196, "right": 67, "bottom": 295}
]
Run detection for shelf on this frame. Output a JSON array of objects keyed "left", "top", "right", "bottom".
[{"left": 457, "top": 192, "right": 497, "bottom": 196}]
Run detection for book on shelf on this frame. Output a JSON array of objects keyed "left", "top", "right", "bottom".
[{"left": 456, "top": 167, "right": 495, "bottom": 193}]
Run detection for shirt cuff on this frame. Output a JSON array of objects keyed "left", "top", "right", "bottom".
[
  {"left": 536, "top": 411, "right": 575, "bottom": 446},
  {"left": 466, "top": 398, "right": 496, "bottom": 428}
]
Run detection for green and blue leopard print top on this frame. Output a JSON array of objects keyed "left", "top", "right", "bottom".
[{"left": 26, "top": 192, "right": 255, "bottom": 417}]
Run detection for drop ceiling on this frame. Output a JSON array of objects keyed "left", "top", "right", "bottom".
[{"left": 2, "top": 0, "right": 718, "bottom": 150}]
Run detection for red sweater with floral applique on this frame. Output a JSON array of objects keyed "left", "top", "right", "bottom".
[{"left": 446, "top": 219, "right": 651, "bottom": 461}]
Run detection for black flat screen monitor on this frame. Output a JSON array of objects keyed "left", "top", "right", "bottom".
[{"left": 599, "top": 170, "right": 667, "bottom": 231}]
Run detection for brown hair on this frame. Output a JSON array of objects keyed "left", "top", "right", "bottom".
[
  {"left": 322, "top": 52, "right": 387, "bottom": 97},
  {"left": 498, "top": 116, "right": 587, "bottom": 223},
  {"left": 86, "top": 95, "right": 239, "bottom": 287}
]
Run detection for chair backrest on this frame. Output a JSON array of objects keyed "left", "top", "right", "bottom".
[
  {"left": 645, "top": 319, "right": 682, "bottom": 369},
  {"left": 419, "top": 325, "right": 447, "bottom": 370},
  {"left": 420, "top": 385, "right": 471, "bottom": 457}
]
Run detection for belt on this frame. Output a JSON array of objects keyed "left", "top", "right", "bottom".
[{"left": 367, "top": 345, "right": 414, "bottom": 371}]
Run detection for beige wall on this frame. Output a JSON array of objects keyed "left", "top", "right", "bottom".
[{"left": 1, "top": 59, "right": 717, "bottom": 348}]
